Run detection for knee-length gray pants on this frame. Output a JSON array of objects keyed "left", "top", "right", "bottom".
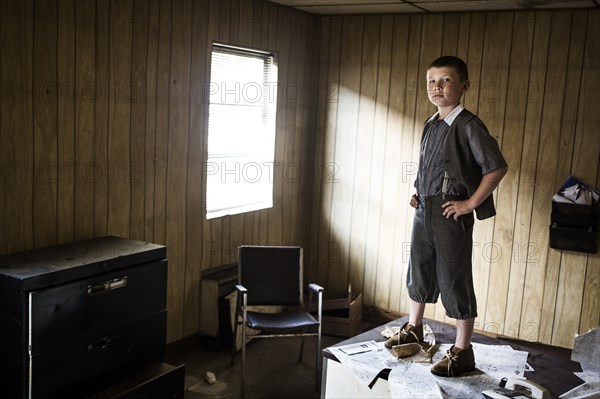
[{"left": 406, "top": 195, "right": 478, "bottom": 319}]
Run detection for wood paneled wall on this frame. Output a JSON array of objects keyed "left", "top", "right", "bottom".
[
  {"left": 1, "top": 0, "right": 598, "bottom": 350},
  {"left": 0, "top": 0, "right": 318, "bottom": 343},
  {"left": 309, "top": 10, "right": 599, "bottom": 348}
]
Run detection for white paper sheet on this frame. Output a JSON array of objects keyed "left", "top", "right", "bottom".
[
  {"left": 328, "top": 340, "right": 530, "bottom": 399},
  {"left": 329, "top": 340, "right": 397, "bottom": 387},
  {"left": 388, "top": 362, "right": 442, "bottom": 398},
  {"left": 431, "top": 343, "right": 529, "bottom": 380}
]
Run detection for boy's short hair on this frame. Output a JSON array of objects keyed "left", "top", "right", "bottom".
[{"left": 428, "top": 56, "right": 469, "bottom": 82}]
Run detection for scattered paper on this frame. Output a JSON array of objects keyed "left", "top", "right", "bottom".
[
  {"left": 562, "top": 327, "right": 600, "bottom": 398},
  {"left": 559, "top": 371, "right": 600, "bottom": 398},
  {"left": 471, "top": 343, "right": 528, "bottom": 379},
  {"left": 572, "top": 327, "right": 600, "bottom": 373},
  {"left": 329, "top": 339, "right": 530, "bottom": 399},
  {"left": 389, "top": 362, "right": 442, "bottom": 398},
  {"left": 339, "top": 341, "right": 380, "bottom": 356},
  {"left": 329, "top": 340, "right": 398, "bottom": 387},
  {"left": 436, "top": 370, "right": 503, "bottom": 399}
]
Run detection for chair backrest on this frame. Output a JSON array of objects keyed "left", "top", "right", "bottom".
[{"left": 238, "top": 245, "right": 303, "bottom": 306}]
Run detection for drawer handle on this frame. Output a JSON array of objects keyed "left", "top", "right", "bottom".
[
  {"left": 87, "top": 276, "right": 128, "bottom": 295},
  {"left": 87, "top": 333, "right": 125, "bottom": 351}
]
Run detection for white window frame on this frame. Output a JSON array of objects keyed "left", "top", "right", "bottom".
[{"left": 206, "top": 43, "right": 278, "bottom": 220}]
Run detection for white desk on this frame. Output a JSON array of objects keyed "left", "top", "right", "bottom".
[
  {"left": 322, "top": 357, "right": 393, "bottom": 398},
  {"left": 320, "top": 317, "right": 582, "bottom": 399}
]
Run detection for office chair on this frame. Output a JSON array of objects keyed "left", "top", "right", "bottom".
[{"left": 231, "top": 245, "right": 323, "bottom": 396}]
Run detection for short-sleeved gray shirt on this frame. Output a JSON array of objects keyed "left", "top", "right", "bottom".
[{"left": 416, "top": 105, "right": 506, "bottom": 197}]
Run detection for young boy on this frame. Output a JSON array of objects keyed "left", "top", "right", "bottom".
[{"left": 385, "top": 56, "right": 508, "bottom": 377}]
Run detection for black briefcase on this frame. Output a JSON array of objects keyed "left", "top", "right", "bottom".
[{"left": 549, "top": 177, "right": 599, "bottom": 254}]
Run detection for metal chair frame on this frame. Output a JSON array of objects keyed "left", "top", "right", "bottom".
[{"left": 230, "top": 245, "right": 323, "bottom": 396}]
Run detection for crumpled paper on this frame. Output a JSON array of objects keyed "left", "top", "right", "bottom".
[
  {"left": 559, "top": 327, "right": 600, "bottom": 399},
  {"left": 382, "top": 324, "right": 438, "bottom": 363}
]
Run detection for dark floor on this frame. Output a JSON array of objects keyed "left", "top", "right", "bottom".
[
  {"left": 165, "top": 333, "right": 348, "bottom": 399},
  {"left": 165, "top": 318, "right": 587, "bottom": 399}
]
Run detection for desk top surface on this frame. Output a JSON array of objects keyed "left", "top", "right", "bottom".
[{"left": 324, "top": 316, "right": 583, "bottom": 398}]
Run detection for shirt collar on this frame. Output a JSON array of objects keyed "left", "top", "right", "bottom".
[{"left": 427, "top": 104, "right": 464, "bottom": 126}]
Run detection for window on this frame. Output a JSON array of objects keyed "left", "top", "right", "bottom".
[{"left": 206, "top": 43, "right": 278, "bottom": 220}]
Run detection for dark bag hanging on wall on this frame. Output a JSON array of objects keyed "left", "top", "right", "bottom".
[{"left": 549, "top": 176, "right": 599, "bottom": 254}]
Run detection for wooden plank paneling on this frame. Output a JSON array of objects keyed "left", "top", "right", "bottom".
[
  {"left": 57, "top": 0, "right": 76, "bottom": 245},
  {"left": 165, "top": 0, "right": 192, "bottom": 342},
  {"left": 33, "top": 0, "right": 58, "bottom": 249},
  {"left": 74, "top": 0, "right": 96, "bottom": 241},
  {"left": 370, "top": 16, "right": 393, "bottom": 310},
  {"left": 130, "top": 0, "right": 150, "bottom": 241},
  {"left": 107, "top": 0, "right": 133, "bottom": 238},
  {"left": 319, "top": 16, "right": 343, "bottom": 288},
  {"left": 501, "top": 11, "right": 536, "bottom": 340},
  {"left": 552, "top": 9, "right": 600, "bottom": 348},
  {"left": 0, "top": 0, "right": 320, "bottom": 344},
  {"left": 269, "top": 4, "right": 290, "bottom": 246},
  {"left": 293, "top": 12, "right": 314, "bottom": 248},
  {"left": 396, "top": 15, "right": 422, "bottom": 316},
  {"left": 281, "top": 4, "right": 299, "bottom": 248},
  {"left": 312, "top": 9, "right": 600, "bottom": 348},
  {"left": 328, "top": 15, "right": 363, "bottom": 294},
  {"left": 526, "top": 10, "right": 573, "bottom": 344},
  {"left": 518, "top": 12, "right": 551, "bottom": 342},
  {"left": 0, "top": 0, "right": 34, "bottom": 254},
  {"left": 352, "top": 15, "right": 379, "bottom": 304},
  {"left": 217, "top": 0, "right": 232, "bottom": 264},
  {"left": 1, "top": 0, "right": 598, "bottom": 349},
  {"left": 152, "top": 0, "right": 171, "bottom": 246},
  {"left": 202, "top": 0, "right": 220, "bottom": 270},
  {"left": 94, "top": 0, "right": 110, "bottom": 237},
  {"left": 144, "top": 0, "right": 159, "bottom": 242},
  {"left": 551, "top": 10, "right": 591, "bottom": 339},
  {"left": 536, "top": 11, "right": 580, "bottom": 345},
  {"left": 475, "top": 11, "right": 512, "bottom": 335},
  {"left": 309, "top": 16, "right": 333, "bottom": 285},
  {"left": 183, "top": 0, "right": 209, "bottom": 338},
  {"left": 383, "top": 14, "right": 411, "bottom": 313}
]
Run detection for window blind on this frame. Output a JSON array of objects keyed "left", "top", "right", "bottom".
[{"left": 206, "top": 43, "right": 278, "bottom": 219}]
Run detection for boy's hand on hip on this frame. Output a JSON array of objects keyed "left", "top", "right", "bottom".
[
  {"left": 410, "top": 194, "right": 420, "bottom": 208},
  {"left": 442, "top": 200, "right": 473, "bottom": 220}
]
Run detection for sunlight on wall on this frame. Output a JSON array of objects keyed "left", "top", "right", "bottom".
[{"left": 316, "top": 83, "right": 420, "bottom": 315}]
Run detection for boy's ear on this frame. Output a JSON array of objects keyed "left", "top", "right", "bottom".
[{"left": 461, "top": 80, "right": 471, "bottom": 94}]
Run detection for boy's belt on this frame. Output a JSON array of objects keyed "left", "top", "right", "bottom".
[{"left": 420, "top": 194, "right": 466, "bottom": 201}]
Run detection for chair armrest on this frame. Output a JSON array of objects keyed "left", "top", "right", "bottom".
[
  {"left": 308, "top": 283, "right": 324, "bottom": 293},
  {"left": 235, "top": 284, "right": 248, "bottom": 294}
]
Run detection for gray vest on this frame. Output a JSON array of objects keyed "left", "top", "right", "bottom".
[{"left": 443, "top": 109, "right": 497, "bottom": 220}]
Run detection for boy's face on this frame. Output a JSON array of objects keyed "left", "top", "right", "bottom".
[{"left": 426, "top": 66, "right": 469, "bottom": 109}]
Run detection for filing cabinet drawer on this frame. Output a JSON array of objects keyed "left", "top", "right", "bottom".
[
  {"left": 29, "top": 260, "right": 167, "bottom": 351},
  {"left": 30, "top": 311, "right": 167, "bottom": 399}
]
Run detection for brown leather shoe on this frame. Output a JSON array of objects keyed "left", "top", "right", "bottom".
[
  {"left": 431, "top": 345, "right": 475, "bottom": 377},
  {"left": 384, "top": 322, "right": 423, "bottom": 349}
]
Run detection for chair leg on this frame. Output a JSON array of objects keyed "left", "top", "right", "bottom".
[
  {"left": 316, "top": 331, "right": 322, "bottom": 392},
  {"left": 298, "top": 336, "right": 306, "bottom": 363},
  {"left": 231, "top": 314, "right": 239, "bottom": 366},
  {"left": 241, "top": 323, "right": 246, "bottom": 397}
]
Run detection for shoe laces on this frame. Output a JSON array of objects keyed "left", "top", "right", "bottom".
[
  {"left": 398, "top": 326, "right": 419, "bottom": 343},
  {"left": 444, "top": 349, "right": 460, "bottom": 377}
]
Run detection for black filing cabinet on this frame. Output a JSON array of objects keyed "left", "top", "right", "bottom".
[{"left": 0, "top": 236, "right": 176, "bottom": 398}]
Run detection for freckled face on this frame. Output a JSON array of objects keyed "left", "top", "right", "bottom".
[{"left": 426, "top": 66, "right": 469, "bottom": 108}]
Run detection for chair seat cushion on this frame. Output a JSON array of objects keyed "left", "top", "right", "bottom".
[{"left": 246, "top": 310, "right": 319, "bottom": 332}]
